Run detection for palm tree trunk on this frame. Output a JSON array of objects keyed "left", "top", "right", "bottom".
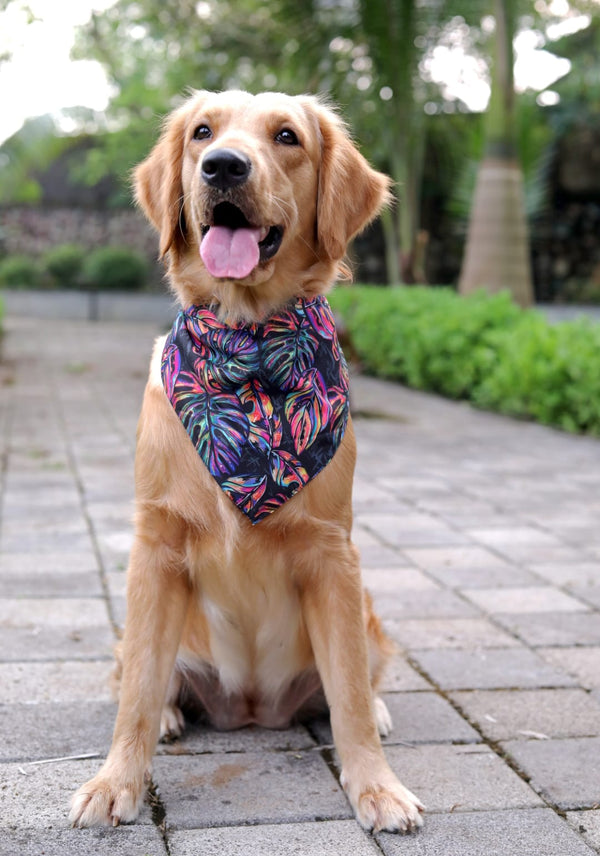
[{"left": 459, "top": 0, "right": 534, "bottom": 307}]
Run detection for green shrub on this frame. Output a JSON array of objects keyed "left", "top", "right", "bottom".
[
  {"left": 330, "top": 285, "right": 600, "bottom": 436},
  {"left": 0, "top": 255, "right": 44, "bottom": 289},
  {"left": 82, "top": 246, "right": 148, "bottom": 291},
  {"left": 43, "top": 243, "right": 86, "bottom": 289}
]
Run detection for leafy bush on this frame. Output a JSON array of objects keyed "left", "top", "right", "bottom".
[
  {"left": 43, "top": 243, "right": 86, "bottom": 289},
  {"left": 330, "top": 285, "right": 600, "bottom": 436},
  {"left": 0, "top": 255, "right": 44, "bottom": 289},
  {"left": 82, "top": 246, "right": 148, "bottom": 291}
]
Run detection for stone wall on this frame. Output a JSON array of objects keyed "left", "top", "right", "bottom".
[{"left": 0, "top": 205, "right": 158, "bottom": 261}]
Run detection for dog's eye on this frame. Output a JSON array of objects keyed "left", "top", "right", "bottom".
[
  {"left": 275, "top": 128, "right": 299, "bottom": 146},
  {"left": 193, "top": 125, "right": 212, "bottom": 141}
]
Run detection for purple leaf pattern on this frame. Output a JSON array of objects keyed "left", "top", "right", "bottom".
[{"left": 161, "top": 297, "right": 349, "bottom": 523}]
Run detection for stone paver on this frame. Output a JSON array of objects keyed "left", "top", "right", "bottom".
[
  {"left": 449, "top": 688, "right": 600, "bottom": 741},
  {"left": 169, "top": 821, "right": 381, "bottom": 856},
  {"left": 152, "top": 752, "right": 352, "bottom": 828},
  {"left": 1, "top": 313, "right": 598, "bottom": 855},
  {"left": 377, "top": 809, "right": 596, "bottom": 855},
  {"left": 502, "top": 737, "right": 600, "bottom": 810},
  {"left": 568, "top": 811, "right": 600, "bottom": 852},
  {"left": 412, "top": 648, "right": 578, "bottom": 691}
]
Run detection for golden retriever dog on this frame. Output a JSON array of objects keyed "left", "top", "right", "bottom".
[{"left": 69, "top": 90, "right": 424, "bottom": 833}]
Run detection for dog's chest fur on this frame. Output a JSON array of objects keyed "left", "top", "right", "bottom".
[{"left": 149, "top": 337, "right": 318, "bottom": 726}]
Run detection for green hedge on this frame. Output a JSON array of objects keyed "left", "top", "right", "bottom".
[
  {"left": 329, "top": 285, "right": 600, "bottom": 436},
  {"left": 0, "top": 245, "right": 148, "bottom": 291}
]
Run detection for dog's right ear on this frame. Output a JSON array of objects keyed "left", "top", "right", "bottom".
[{"left": 134, "top": 106, "right": 189, "bottom": 259}]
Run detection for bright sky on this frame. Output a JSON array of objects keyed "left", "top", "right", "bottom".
[
  {"left": 0, "top": 0, "right": 592, "bottom": 145},
  {"left": 0, "top": 0, "right": 115, "bottom": 144}
]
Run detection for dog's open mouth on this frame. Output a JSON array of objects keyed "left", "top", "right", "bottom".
[{"left": 200, "top": 202, "right": 283, "bottom": 280}]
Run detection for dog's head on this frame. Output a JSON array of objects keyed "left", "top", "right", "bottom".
[{"left": 135, "top": 90, "right": 391, "bottom": 320}]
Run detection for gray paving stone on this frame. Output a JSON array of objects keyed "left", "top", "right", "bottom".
[
  {"left": 169, "top": 820, "right": 379, "bottom": 856},
  {"left": 358, "top": 513, "right": 469, "bottom": 548},
  {"left": 373, "top": 587, "right": 477, "bottom": 621},
  {"left": 0, "top": 625, "right": 114, "bottom": 661},
  {"left": 539, "top": 647, "right": 600, "bottom": 688},
  {"left": 0, "top": 827, "right": 166, "bottom": 856},
  {"left": 412, "top": 648, "right": 576, "bottom": 691},
  {"left": 529, "top": 562, "right": 600, "bottom": 588},
  {"left": 405, "top": 545, "right": 538, "bottom": 589},
  {"left": 461, "top": 586, "right": 587, "bottom": 614},
  {"left": 310, "top": 692, "right": 479, "bottom": 747},
  {"left": 0, "top": 597, "right": 108, "bottom": 627},
  {"left": 386, "top": 617, "right": 520, "bottom": 650},
  {"left": 0, "top": 758, "right": 154, "bottom": 828},
  {"left": 570, "top": 584, "right": 600, "bottom": 610},
  {"left": 384, "top": 744, "right": 542, "bottom": 813},
  {"left": 567, "top": 810, "right": 600, "bottom": 852},
  {"left": 156, "top": 722, "right": 315, "bottom": 756},
  {"left": 0, "top": 571, "right": 103, "bottom": 598},
  {"left": 0, "top": 550, "right": 100, "bottom": 575},
  {"left": 450, "top": 688, "right": 600, "bottom": 741},
  {"left": 0, "top": 702, "right": 115, "bottom": 762},
  {"left": 0, "top": 661, "right": 113, "bottom": 704},
  {"left": 153, "top": 751, "right": 351, "bottom": 829},
  {"left": 494, "top": 612, "right": 600, "bottom": 647},
  {"left": 377, "top": 808, "right": 596, "bottom": 855},
  {"left": 380, "top": 656, "right": 431, "bottom": 692},
  {"left": 502, "top": 737, "right": 600, "bottom": 810}
]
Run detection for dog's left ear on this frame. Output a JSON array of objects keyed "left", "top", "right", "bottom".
[
  {"left": 134, "top": 105, "right": 189, "bottom": 259},
  {"left": 302, "top": 99, "right": 392, "bottom": 263}
]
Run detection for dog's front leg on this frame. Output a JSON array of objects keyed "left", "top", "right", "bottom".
[
  {"left": 70, "top": 522, "right": 189, "bottom": 827},
  {"left": 300, "top": 539, "right": 424, "bottom": 834}
]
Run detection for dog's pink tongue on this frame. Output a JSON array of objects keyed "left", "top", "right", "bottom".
[{"left": 200, "top": 225, "right": 261, "bottom": 279}]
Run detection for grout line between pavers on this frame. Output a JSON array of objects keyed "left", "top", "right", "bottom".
[{"left": 404, "top": 652, "right": 579, "bottom": 827}]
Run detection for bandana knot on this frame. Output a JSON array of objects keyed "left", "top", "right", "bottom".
[{"left": 161, "top": 296, "right": 350, "bottom": 523}]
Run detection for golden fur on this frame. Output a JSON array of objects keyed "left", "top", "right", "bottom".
[{"left": 70, "top": 90, "right": 424, "bottom": 833}]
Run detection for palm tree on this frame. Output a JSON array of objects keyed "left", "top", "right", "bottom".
[{"left": 459, "top": 0, "right": 534, "bottom": 306}]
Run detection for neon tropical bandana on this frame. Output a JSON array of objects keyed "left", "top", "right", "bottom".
[{"left": 161, "top": 296, "right": 350, "bottom": 523}]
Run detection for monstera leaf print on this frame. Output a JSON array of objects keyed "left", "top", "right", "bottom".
[
  {"left": 327, "top": 385, "right": 349, "bottom": 446},
  {"left": 284, "top": 369, "right": 332, "bottom": 455},
  {"left": 180, "top": 388, "right": 249, "bottom": 476},
  {"left": 270, "top": 449, "right": 309, "bottom": 490},
  {"left": 162, "top": 343, "right": 181, "bottom": 400},
  {"left": 262, "top": 310, "right": 319, "bottom": 391},
  {"left": 200, "top": 327, "right": 259, "bottom": 391},
  {"left": 304, "top": 298, "right": 336, "bottom": 341},
  {"left": 220, "top": 474, "right": 267, "bottom": 515},
  {"left": 239, "top": 379, "right": 274, "bottom": 454}
]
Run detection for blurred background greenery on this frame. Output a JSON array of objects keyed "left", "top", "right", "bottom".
[{"left": 0, "top": 0, "right": 599, "bottom": 305}]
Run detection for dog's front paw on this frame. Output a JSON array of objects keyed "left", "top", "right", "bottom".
[
  {"left": 341, "top": 768, "right": 424, "bottom": 833},
  {"left": 69, "top": 772, "right": 145, "bottom": 828}
]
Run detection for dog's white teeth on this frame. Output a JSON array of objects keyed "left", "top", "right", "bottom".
[{"left": 259, "top": 226, "right": 270, "bottom": 242}]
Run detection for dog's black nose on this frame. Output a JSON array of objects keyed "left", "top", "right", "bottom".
[{"left": 201, "top": 148, "right": 251, "bottom": 191}]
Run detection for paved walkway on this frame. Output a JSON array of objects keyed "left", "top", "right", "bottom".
[{"left": 1, "top": 314, "right": 600, "bottom": 856}]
